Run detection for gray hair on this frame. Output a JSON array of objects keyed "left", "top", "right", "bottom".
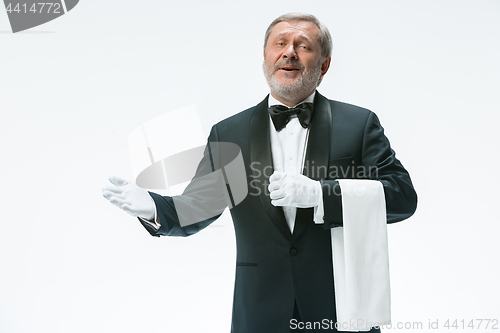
[{"left": 263, "top": 13, "right": 333, "bottom": 59}]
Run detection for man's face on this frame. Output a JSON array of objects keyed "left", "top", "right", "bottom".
[{"left": 263, "top": 20, "right": 330, "bottom": 102}]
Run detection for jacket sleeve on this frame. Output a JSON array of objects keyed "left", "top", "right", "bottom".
[
  {"left": 321, "top": 111, "right": 417, "bottom": 228},
  {"left": 138, "top": 125, "right": 228, "bottom": 237}
]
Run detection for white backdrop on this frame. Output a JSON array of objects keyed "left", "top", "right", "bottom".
[{"left": 1, "top": 0, "right": 499, "bottom": 332}]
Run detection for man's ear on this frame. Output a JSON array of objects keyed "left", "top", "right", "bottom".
[
  {"left": 321, "top": 57, "right": 331, "bottom": 76},
  {"left": 263, "top": 50, "right": 266, "bottom": 58}
]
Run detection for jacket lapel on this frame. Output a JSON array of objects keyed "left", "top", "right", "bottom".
[
  {"left": 250, "top": 95, "right": 292, "bottom": 240},
  {"left": 292, "top": 92, "right": 332, "bottom": 242}
]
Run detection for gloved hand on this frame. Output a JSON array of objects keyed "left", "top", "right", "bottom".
[
  {"left": 102, "top": 176, "right": 156, "bottom": 221},
  {"left": 268, "top": 171, "right": 322, "bottom": 208}
]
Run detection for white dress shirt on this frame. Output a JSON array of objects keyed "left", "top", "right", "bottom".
[{"left": 268, "top": 91, "right": 324, "bottom": 233}]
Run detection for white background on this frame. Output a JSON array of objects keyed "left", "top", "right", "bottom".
[{"left": 1, "top": 0, "right": 499, "bottom": 332}]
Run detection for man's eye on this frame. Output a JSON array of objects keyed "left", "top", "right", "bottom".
[
  {"left": 277, "top": 42, "right": 285, "bottom": 46},
  {"left": 300, "top": 46, "right": 308, "bottom": 49}
]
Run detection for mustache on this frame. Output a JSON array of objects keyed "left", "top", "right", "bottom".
[{"left": 274, "top": 60, "right": 304, "bottom": 71}]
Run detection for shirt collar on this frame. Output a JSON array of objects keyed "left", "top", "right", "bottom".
[{"left": 268, "top": 90, "right": 316, "bottom": 108}]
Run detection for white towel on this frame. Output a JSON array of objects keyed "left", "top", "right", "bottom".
[{"left": 331, "top": 179, "right": 391, "bottom": 332}]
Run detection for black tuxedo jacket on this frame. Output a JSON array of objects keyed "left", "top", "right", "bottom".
[{"left": 140, "top": 92, "right": 417, "bottom": 333}]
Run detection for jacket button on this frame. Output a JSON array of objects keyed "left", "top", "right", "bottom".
[{"left": 289, "top": 247, "right": 298, "bottom": 256}]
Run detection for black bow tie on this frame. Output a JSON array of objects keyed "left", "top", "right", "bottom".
[{"left": 268, "top": 103, "right": 314, "bottom": 132}]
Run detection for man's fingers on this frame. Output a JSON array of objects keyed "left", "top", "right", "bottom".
[
  {"left": 269, "top": 171, "right": 285, "bottom": 183},
  {"left": 268, "top": 172, "right": 288, "bottom": 193},
  {"left": 108, "top": 196, "right": 133, "bottom": 210},
  {"left": 104, "top": 192, "right": 141, "bottom": 217},
  {"left": 269, "top": 188, "right": 285, "bottom": 200},
  {"left": 268, "top": 180, "right": 282, "bottom": 193},
  {"left": 102, "top": 188, "right": 116, "bottom": 200},
  {"left": 102, "top": 189, "right": 127, "bottom": 202},
  {"left": 102, "top": 185, "right": 126, "bottom": 196},
  {"left": 108, "top": 175, "right": 130, "bottom": 186},
  {"left": 271, "top": 198, "right": 287, "bottom": 206},
  {"left": 102, "top": 190, "right": 111, "bottom": 200}
]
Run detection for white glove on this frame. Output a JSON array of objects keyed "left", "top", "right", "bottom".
[
  {"left": 268, "top": 171, "right": 322, "bottom": 208},
  {"left": 102, "top": 176, "right": 156, "bottom": 221}
]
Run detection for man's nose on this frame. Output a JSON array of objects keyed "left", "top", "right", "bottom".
[{"left": 283, "top": 45, "right": 297, "bottom": 59}]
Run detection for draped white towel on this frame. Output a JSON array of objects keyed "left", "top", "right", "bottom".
[{"left": 326, "top": 179, "right": 391, "bottom": 331}]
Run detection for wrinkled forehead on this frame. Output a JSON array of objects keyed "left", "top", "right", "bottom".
[{"left": 268, "top": 20, "right": 321, "bottom": 44}]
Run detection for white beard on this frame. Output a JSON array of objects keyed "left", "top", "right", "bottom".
[{"left": 263, "top": 59, "right": 322, "bottom": 101}]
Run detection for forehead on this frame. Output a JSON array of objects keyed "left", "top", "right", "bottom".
[{"left": 268, "top": 20, "right": 321, "bottom": 43}]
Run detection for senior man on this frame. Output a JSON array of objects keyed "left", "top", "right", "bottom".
[{"left": 103, "top": 13, "right": 417, "bottom": 333}]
